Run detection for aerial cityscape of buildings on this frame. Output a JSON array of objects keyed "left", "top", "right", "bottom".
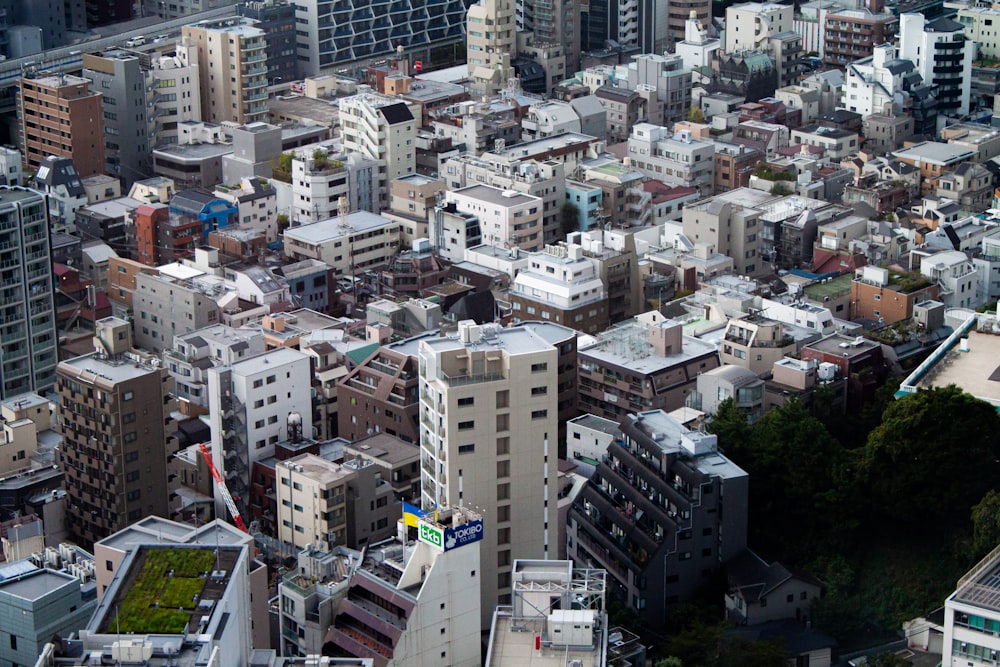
[{"left": 0, "top": 0, "right": 999, "bottom": 665}]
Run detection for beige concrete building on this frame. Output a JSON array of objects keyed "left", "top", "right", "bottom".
[
  {"left": 276, "top": 454, "right": 352, "bottom": 553},
  {"left": 385, "top": 173, "right": 447, "bottom": 243},
  {"left": 181, "top": 17, "right": 268, "bottom": 125},
  {"left": 720, "top": 314, "right": 797, "bottom": 377},
  {"left": 467, "top": 0, "right": 517, "bottom": 97},
  {"left": 417, "top": 320, "right": 565, "bottom": 628},
  {"left": 682, "top": 187, "right": 779, "bottom": 278}
]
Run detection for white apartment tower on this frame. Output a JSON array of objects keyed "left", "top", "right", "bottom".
[
  {"left": 467, "top": 0, "right": 517, "bottom": 98},
  {"left": 148, "top": 43, "right": 202, "bottom": 146},
  {"left": 207, "top": 347, "right": 314, "bottom": 519},
  {"left": 898, "top": 13, "right": 974, "bottom": 122},
  {"left": 339, "top": 93, "right": 419, "bottom": 210},
  {"left": 417, "top": 320, "right": 560, "bottom": 627}
]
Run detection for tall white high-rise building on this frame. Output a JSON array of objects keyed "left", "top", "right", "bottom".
[
  {"left": 339, "top": 93, "right": 419, "bottom": 210},
  {"left": 898, "top": 13, "right": 974, "bottom": 123},
  {"left": 417, "top": 320, "right": 565, "bottom": 627}
]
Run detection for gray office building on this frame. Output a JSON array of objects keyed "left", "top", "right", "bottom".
[
  {"left": 82, "top": 51, "right": 152, "bottom": 187},
  {"left": 0, "top": 564, "right": 97, "bottom": 665},
  {"left": 238, "top": 0, "right": 298, "bottom": 83},
  {"left": 0, "top": 188, "right": 57, "bottom": 398}
]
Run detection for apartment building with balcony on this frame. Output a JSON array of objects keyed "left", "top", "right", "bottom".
[
  {"left": 288, "top": 147, "right": 378, "bottom": 225},
  {"left": 509, "top": 244, "right": 609, "bottom": 334},
  {"left": 823, "top": 0, "right": 897, "bottom": 69},
  {"left": 383, "top": 174, "right": 446, "bottom": 244},
  {"left": 57, "top": 318, "right": 176, "bottom": 546},
  {"left": 340, "top": 93, "right": 419, "bottom": 210},
  {"left": 850, "top": 265, "right": 940, "bottom": 324},
  {"left": 442, "top": 152, "right": 567, "bottom": 245},
  {"left": 207, "top": 346, "right": 313, "bottom": 520},
  {"left": 720, "top": 313, "right": 797, "bottom": 377},
  {"left": 0, "top": 188, "right": 58, "bottom": 398},
  {"left": 627, "top": 124, "right": 715, "bottom": 196},
  {"left": 918, "top": 250, "right": 978, "bottom": 310},
  {"left": 899, "top": 14, "right": 975, "bottom": 120},
  {"left": 338, "top": 337, "right": 423, "bottom": 444},
  {"left": 163, "top": 324, "right": 265, "bottom": 415},
  {"left": 276, "top": 453, "right": 395, "bottom": 552},
  {"left": 578, "top": 312, "right": 720, "bottom": 422},
  {"left": 344, "top": 433, "right": 421, "bottom": 502},
  {"left": 417, "top": 321, "right": 567, "bottom": 626},
  {"left": 682, "top": 187, "right": 779, "bottom": 278},
  {"left": 693, "top": 365, "right": 766, "bottom": 421},
  {"left": 17, "top": 74, "right": 105, "bottom": 177},
  {"left": 182, "top": 17, "right": 269, "bottom": 125},
  {"left": 283, "top": 211, "right": 401, "bottom": 277},
  {"left": 322, "top": 505, "right": 482, "bottom": 664},
  {"left": 567, "top": 409, "right": 748, "bottom": 619},
  {"left": 445, "top": 184, "right": 544, "bottom": 254},
  {"left": 277, "top": 545, "right": 362, "bottom": 656}
]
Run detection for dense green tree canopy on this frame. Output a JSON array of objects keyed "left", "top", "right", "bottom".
[{"left": 857, "top": 386, "right": 1000, "bottom": 526}]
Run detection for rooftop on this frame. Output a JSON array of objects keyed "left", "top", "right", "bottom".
[
  {"left": 628, "top": 410, "right": 747, "bottom": 478},
  {"left": 93, "top": 545, "right": 240, "bottom": 638},
  {"left": 568, "top": 413, "right": 622, "bottom": 438},
  {"left": 912, "top": 325, "right": 1000, "bottom": 407},
  {"left": 284, "top": 211, "right": 395, "bottom": 244},
  {"left": 579, "top": 318, "right": 718, "bottom": 372},
  {"left": 893, "top": 142, "right": 976, "bottom": 166},
  {"left": 0, "top": 568, "right": 78, "bottom": 601},
  {"left": 58, "top": 352, "right": 161, "bottom": 385},
  {"left": 451, "top": 184, "right": 539, "bottom": 207},
  {"left": 279, "top": 453, "right": 355, "bottom": 486}
]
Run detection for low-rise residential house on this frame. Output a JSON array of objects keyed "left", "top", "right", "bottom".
[
  {"left": 725, "top": 548, "right": 823, "bottom": 625},
  {"left": 720, "top": 314, "right": 798, "bottom": 377}
]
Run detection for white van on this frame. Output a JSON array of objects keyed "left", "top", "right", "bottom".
[{"left": 125, "top": 36, "right": 146, "bottom": 47}]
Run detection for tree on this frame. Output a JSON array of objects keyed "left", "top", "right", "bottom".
[
  {"left": 707, "top": 398, "right": 751, "bottom": 455},
  {"left": 718, "top": 638, "right": 788, "bottom": 667},
  {"left": 687, "top": 105, "right": 705, "bottom": 123},
  {"left": 561, "top": 201, "right": 581, "bottom": 237},
  {"left": 654, "top": 658, "right": 683, "bottom": 667},
  {"left": 664, "top": 618, "right": 721, "bottom": 667},
  {"left": 858, "top": 386, "right": 1000, "bottom": 526},
  {"left": 770, "top": 182, "right": 793, "bottom": 196},
  {"left": 271, "top": 152, "right": 294, "bottom": 183},
  {"left": 972, "top": 490, "right": 1000, "bottom": 557},
  {"left": 277, "top": 213, "right": 290, "bottom": 235}
]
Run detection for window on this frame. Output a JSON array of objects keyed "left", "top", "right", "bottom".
[
  {"left": 457, "top": 397, "right": 474, "bottom": 407},
  {"left": 531, "top": 386, "right": 547, "bottom": 396},
  {"left": 531, "top": 410, "right": 548, "bottom": 420},
  {"left": 123, "top": 391, "right": 134, "bottom": 401},
  {"left": 531, "top": 362, "right": 548, "bottom": 372},
  {"left": 458, "top": 444, "right": 475, "bottom": 454},
  {"left": 497, "top": 460, "right": 510, "bottom": 477},
  {"left": 458, "top": 420, "right": 474, "bottom": 430}
]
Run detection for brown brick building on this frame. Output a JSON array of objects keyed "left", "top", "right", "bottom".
[
  {"left": 18, "top": 74, "right": 106, "bottom": 177},
  {"left": 850, "top": 266, "right": 939, "bottom": 324}
]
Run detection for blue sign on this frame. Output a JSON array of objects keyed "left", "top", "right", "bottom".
[{"left": 444, "top": 519, "right": 484, "bottom": 551}]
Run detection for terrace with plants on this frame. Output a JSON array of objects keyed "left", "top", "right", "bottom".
[{"left": 100, "top": 547, "right": 239, "bottom": 635}]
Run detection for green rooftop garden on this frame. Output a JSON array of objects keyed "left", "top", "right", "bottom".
[
  {"left": 888, "top": 272, "right": 933, "bottom": 293},
  {"left": 110, "top": 549, "right": 217, "bottom": 635}
]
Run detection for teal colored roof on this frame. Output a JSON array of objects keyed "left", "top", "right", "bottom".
[
  {"left": 346, "top": 342, "right": 380, "bottom": 365},
  {"left": 745, "top": 53, "right": 774, "bottom": 73}
]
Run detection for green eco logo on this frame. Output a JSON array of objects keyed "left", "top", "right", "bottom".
[{"left": 419, "top": 521, "right": 444, "bottom": 548}]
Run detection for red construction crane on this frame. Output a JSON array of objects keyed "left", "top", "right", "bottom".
[{"left": 198, "top": 443, "right": 248, "bottom": 533}]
